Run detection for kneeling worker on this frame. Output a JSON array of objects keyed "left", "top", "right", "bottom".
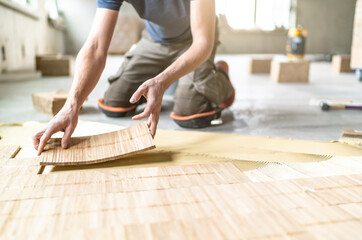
[{"left": 33, "top": 0, "right": 234, "bottom": 155}]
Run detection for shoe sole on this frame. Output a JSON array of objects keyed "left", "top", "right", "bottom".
[
  {"left": 170, "top": 110, "right": 222, "bottom": 129},
  {"left": 97, "top": 98, "right": 136, "bottom": 118}
]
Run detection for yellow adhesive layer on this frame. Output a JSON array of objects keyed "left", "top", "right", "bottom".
[{"left": 1, "top": 121, "right": 361, "bottom": 172}]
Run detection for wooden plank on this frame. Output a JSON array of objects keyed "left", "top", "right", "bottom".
[
  {"left": 339, "top": 129, "right": 362, "bottom": 148},
  {"left": 40, "top": 122, "right": 155, "bottom": 166},
  {"left": 307, "top": 221, "right": 362, "bottom": 240},
  {"left": 0, "top": 145, "right": 20, "bottom": 159},
  {"left": 2, "top": 121, "right": 362, "bottom": 161},
  {"left": 0, "top": 164, "right": 243, "bottom": 201},
  {"left": 0, "top": 157, "right": 39, "bottom": 167}
]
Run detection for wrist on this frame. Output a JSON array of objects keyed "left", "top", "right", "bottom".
[
  {"left": 155, "top": 73, "right": 174, "bottom": 93},
  {"left": 64, "top": 97, "right": 81, "bottom": 113}
]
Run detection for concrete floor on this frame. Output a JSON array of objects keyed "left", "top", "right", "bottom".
[{"left": 0, "top": 54, "right": 361, "bottom": 141}]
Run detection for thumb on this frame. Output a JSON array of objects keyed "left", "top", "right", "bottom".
[
  {"left": 61, "top": 126, "right": 74, "bottom": 149},
  {"left": 130, "top": 87, "right": 144, "bottom": 103}
]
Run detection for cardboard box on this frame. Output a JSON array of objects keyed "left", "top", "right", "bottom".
[
  {"left": 248, "top": 58, "right": 272, "bottom": 74},
  {"left": 36, "top": 54, "right": 74, "bottom": 76},
  {"left": 332, "top": 55, "right": 352, "bottom": 73},
  {"left": 108, "top": 16, "right": 141, "bottom": 54},
  {"left": 351, "top": 0, "right": 362, "bottom": 69},
  {"left": 32, "top": 90, "right": 68, "bottom": 116},
  {"left": 271, "top": 59, "right": 310, "bottom": 83}
]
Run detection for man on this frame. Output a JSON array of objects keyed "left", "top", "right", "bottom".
[{"left": 33, "top": 0, "right": 234, "bottom": 155}]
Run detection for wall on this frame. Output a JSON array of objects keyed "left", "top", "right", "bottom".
[
  {"left": 59, "top": 0, "right": 97, "bottom": 54},
  {"left": 58, "top": 0, "right": 356, "bottom": 55},
  {"left": 296, "top": 0, "right": 356, "bottom": 54},
  {"left": 0, "top": 0, "right": 65, "bottom": 72},
  {"left": 218, "top": 0, "right": 356, "bottom": 54},
  {"left": 59, "top": 1, "right": 139, "bottom": 55},
  {"left": 217, "top": 15, "right": 288, "bottom": 54}
]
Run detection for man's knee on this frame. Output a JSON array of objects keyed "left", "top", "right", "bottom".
[
  {"left": 172, "top": 95, "right": 217, "bottom": 129},
  {"left": 104, "top": 90, "right": 133, "bottom": 108},
  {"left": 98, "top": 80, "right": 138, "bottom": 118},
  {"left": 103, "top": 78, "right": 137, "bottom": 108},
  {"left": 173, "top": 95, "right": 213, "bottom": 116}
]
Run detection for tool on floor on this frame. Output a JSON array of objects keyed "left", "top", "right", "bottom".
[
  {"left": 286, "top": 25, "right": 308, "bottom": 60},
  {"left": 339, "top": 130, "right": 362, "bottom": 148},
  {"left": 309, "top": 98, "right": 362, "bottom": 111}
]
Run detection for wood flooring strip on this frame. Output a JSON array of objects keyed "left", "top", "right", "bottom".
[
  {"left": 0, "top": 145, "right": 20, "bottom": 160},
  {"left": 1, "top": 165, "right": 361, "bottom": 203},
  {"left": 40, "top": 122, "right": 155, "bottom": 166},
  {"left": 1, "top": 157, "right": 39, "bottom": 167},
  {"left": 0, "top": 163, "right": 245, "bottom": 201}
]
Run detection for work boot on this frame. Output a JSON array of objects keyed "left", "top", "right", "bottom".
[
  {"left": 215, "top": 60, "right": 235, "bottom": 109},
  {"left": 170, "top": 109, "right": 223, "bottom": 128},
  {"left": 97, "top": 98, "right": 137, "bottom": 117},
  {"left": 170, "top": 61, "right": 235, "bottom": 128}
]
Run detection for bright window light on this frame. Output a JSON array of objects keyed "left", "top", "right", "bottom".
[
  {"left": 11, "top": 0, "right": 38, "bottom": 11},
  {"left": 256, "top": 0, "right": 291, "bottom": 30},
  {"left": 216, "top": 0, "right": 255, "bottom": 30},
  {"left": 45, "top": 0, "right": 59, "bottom": 20},
  {"left": 216, "top": 0, "right": 292, "bottom": 31}
]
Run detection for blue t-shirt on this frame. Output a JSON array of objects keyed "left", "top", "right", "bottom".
[{"left": 97, "top": 0, "right": 192, "bottom": 44}]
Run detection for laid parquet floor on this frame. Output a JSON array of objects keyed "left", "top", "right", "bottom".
[
  {"left": 1, "top": 157, "right": 361, "bottom": 239},
  {"left": 1, "top": 122, "right": 361, "bottom": 239},
  {"left": 0, "top": 145, "right": 20, "bottom": 159}
]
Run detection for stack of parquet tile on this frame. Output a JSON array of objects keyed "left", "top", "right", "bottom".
[{"left": 40, "top": 122, "right": 155, "bottom": 166}]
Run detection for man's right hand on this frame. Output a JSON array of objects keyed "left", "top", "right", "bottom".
[{"left": 32, "top": 107, "right": 78, "bottom": 156}]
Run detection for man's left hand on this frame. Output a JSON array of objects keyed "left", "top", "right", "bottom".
[{"left": 130, "top": 78, "right": 165, "bottom": 137}]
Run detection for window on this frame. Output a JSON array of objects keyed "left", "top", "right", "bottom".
[
  {"left": 45, "top": 0, "right": 65, "bottom": 29},
  {"left": 11, "top": 0, "right": 38, "bottom": 11},
  {"left": 45, "top": 0, "right": 59, "bottom": 20},
  {"left": 216, "top": 0, "right": 294, "bottom": 31},
  {"left": 0, "top": 0, "right": 39, "bottom": 18}
]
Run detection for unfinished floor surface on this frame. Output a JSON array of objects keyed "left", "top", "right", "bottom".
[
  {"left": 1, "top": 55, "right": 361, "bottom": 141},
  {"left": 40, "top": 122, "right": 155, "bottom": 166}
]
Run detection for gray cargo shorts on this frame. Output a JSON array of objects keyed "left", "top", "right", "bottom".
[{"left": 103, "top": 29, "right": 233, "bottom": 116}]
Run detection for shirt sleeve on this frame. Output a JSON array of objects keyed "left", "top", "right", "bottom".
[{"left": 97, "top": 0, "right": 123, "bottom": 11}]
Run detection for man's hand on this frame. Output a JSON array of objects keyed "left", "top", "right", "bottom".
[
  {"left": 130, "top": 78, "right": 165, "bottom": 137},
  {"left": 32, "top": 107, "right": 78, "bottom": 156},
  {"left": 127, "top": 0, "right": 214, "bottom": 137},
  {"left": 32, "top": 8, "right": 118, "bottom": 155}
]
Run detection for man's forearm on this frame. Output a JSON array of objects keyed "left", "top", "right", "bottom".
[
  {"left": 156, "top": 0, "right": 215, "bottom": 93},
  {"left": 156, "top": 41, "right": 213, "bottom": 91},
  {"left": 65, "top": 45, "right": 107, "bottom": 111},
  {"left": 63, "top": 8, "right": 118, "bottom": 112}
]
